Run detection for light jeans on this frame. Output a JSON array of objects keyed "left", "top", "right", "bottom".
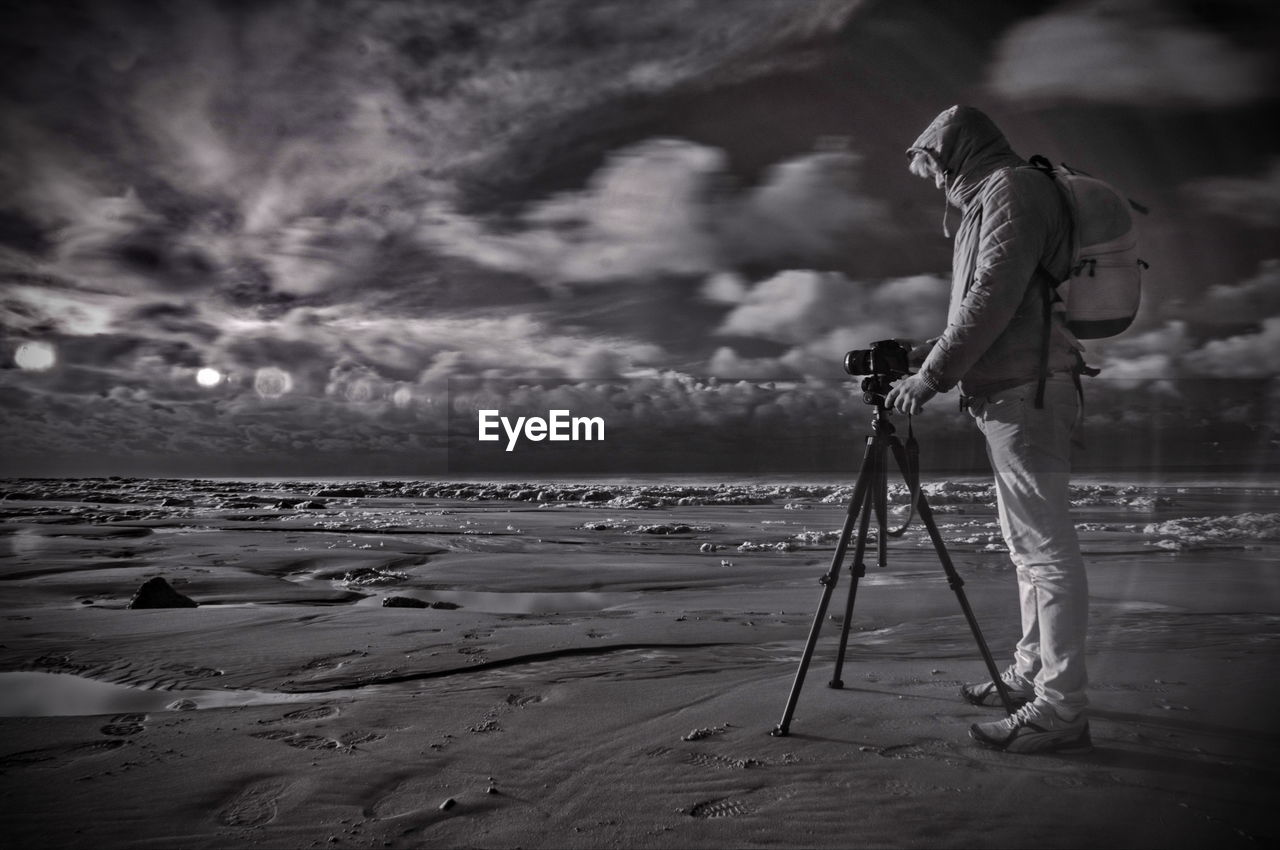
[{"left": 967, "top": 376, "right": 1088, "bottom": 719}]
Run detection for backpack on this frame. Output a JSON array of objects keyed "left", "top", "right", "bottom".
[
  {"left": 1028, "top": 155, "right": 1149, "bottom": 411},
  {"left": 1029, "top": 155, "right": 1149, "bottom": 338}
]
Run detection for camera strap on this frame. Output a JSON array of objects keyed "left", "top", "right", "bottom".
[{"left": 886, "top": 417, "right": 921, "bottom": 538}]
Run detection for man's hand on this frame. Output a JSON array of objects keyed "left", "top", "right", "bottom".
[{"left": 884, "top": 373, "right": 938, "bottom": 416}]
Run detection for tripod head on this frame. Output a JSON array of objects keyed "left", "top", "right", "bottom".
[{"left": 859, "top": 374, "right": 898, "bottom": 410}]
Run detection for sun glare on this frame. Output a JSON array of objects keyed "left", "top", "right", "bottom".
[
  {"left": 14, "top": 341, "right": 56, "bottom": 371},
  {"left": 196, "top": 367, "right": 223, "bottom": 387}
]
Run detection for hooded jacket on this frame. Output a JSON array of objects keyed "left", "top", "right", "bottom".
[{"left": 908, "top": 106, "right": 1077, "bottom": 398}]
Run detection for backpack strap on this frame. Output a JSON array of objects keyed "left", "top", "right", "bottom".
[
  {"left": 1035, "top": 274, "right": 1054, "bottom": 409},
  {"left": 1069, "top": 351, "right": 1100, "bottom": 449},
  {"left": 1029, "top": 155, "right": 1073, "bottom": 410}
]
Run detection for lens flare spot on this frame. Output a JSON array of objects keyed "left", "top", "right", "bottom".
[
  {"left": 196, "top": 367, "right": 223, "bottom": 387},
  {"left": 345, "top": 379, "right": 375, "bottom": 403},
  {"left": 14, "top": 341, "right": 56, "bottom": 371},
  {"left": 254, "top": 367, "right": 293, "bottom": 399},
  {"left": 392, "top": 386, "right": 413, "bottom": 408}
]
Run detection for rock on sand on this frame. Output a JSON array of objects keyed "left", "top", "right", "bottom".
[{"left": 128, "top": 576, "right": 198, "bottom": 609}]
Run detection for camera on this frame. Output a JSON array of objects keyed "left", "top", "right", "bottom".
[
  {"left": 843, "top": 339, "right": 913, "bottom": 379},
  {"left": 844, "top": 339, "right": 917, "bottom": 408}
]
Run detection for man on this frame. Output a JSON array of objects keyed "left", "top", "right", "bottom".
[{"left": 885, "top": 105, "right": 1092, "bottom": 755}]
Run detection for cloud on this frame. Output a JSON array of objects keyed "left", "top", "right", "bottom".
[
  {"left": 1083, "top": 319, "right": 1202, "bottom": 399},
  {"left": 706, "top": 347, "right": 797, "bottom": 381},
  {"left": 23, "top": 134, "right": 893, "bottom": 326},
  {"left": 1183, "top": 259, "right": 1280, "bottom": 323},
  {"left": 1084, "top": 260, "right": 1280, "bottom": 384},
  {"left": 988, "top": 0, "right": 1275, "bottom": 106},
  {"left": 718, "top": 271, "right": 846, "bottom": 342},
  {"left": 716, "top": 270, "right": 949, "bottom": 350},
  {"left": 50, "top": 190, "right": 207, "bottom": 294},
  {"left": 1, "top": 284, "right": 123, "bottom": 337},
  {"left": 703, "top": 271, "right": 950, "bottom": 383},
  {"left": 717, "top": 148, "right": 891, "bottom": 265},
  {"left": 251, "top": 214, "right": 406, "bottom": 298},
  {"left": 1084, "top": 261, "right": 1280, "bottom": 387},
  {"left": 1182, "top": 159, "right": 1280, "bottom": 229},
  {"left": 121, "top": 302, "right": 222, "bottom": 343},
  {"left": 1093, "top": 319, "right": 1194, "bottom": 361},
  {"left": 425, "top": 139, "right": 726, "bottom": 286},
  {"left": 3, "top": 0, "right": 868, "bottom": 334},
  {"left": 208, "top": 310, "right": 667, "bottom": 399},
  {"left": 701, "top": 271, "right": 752, "bottom": 305},
  {"left": 424, "top": 141, "right": 890, "bottom": 289},
  {"left": 1182, "top": 316, "right": 1280, "bottom": 378}
]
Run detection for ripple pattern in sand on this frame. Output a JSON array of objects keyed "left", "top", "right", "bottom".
[{"left": 0, "top": 739, "right": 127, "bottom": 771}]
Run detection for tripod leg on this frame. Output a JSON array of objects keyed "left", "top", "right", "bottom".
[
  {"left": 828, "top": 447, "right": 880, "bottom": 690},
  {"left": 887, "top": 438, "right": 1018, "bottom": 715},
  {"left": 874, "top": 450, "right": 889, "bottom": 569},
  {"left": 771, "top": 436, "right": 878, "bottom": 737}
]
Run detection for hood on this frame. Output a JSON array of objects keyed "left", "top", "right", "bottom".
[{"left": 908, "top": 105, "right": 1024, "bottom": 209}]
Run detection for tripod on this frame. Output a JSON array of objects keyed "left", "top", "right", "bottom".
[{"left": 771, "top": 375, "right": 1016, "bottom": 737}]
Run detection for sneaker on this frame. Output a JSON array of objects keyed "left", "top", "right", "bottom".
[
  {"left": 960, "top": 666, "right": 1033, "bottom": 708},
  {"left": 969, "top": 702, "right": 1093, "bottom": 754}
]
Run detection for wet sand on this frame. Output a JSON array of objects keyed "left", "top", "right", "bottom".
[{"left": 1, "top": 477, "right": 1278, "bottom": 848}]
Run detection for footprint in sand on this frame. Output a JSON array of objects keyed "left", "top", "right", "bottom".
[
  {"left": 281, "top": 705, "right": 340, "bottom": 722},
  {"left": 687, "top": 752, "right": 765, "bottom": 771},
  {"left": 252, "top": 704, "right": 382, "bottom": 750},
  {"left": 255, "top": 705, "right": 339, "bottom": 728},
  {"left": 100, "top": 713, "right": 147, "bottom": 737},
  {"left": 687, "top": 797, "right": 752, "bottom": 819},
  {"left": 283, "top": 734, "right": 341, "bottom": 751},
  {"left": 218, "top": 778, "right": 290, "bottom": 827},
  {"left": 876, "top": 741, "right": 927, "bottom": 759},
  {"left": 875, "top": 737, "right": 954, "bottom": 761},
  {"left": 250, "top": 730, "right": 339, "bottom": 750},
  {"left": 250, "top": 730, "right": 297, "bottom": 741},
  {"left": 0, "top": 739, "right": 127, "bottom": 771},
  {"left": 295, "top": 652, "right": 363, "bottom": 675},
  {"left": 251, "top": 727, "right": 383, "bottom": 750}
]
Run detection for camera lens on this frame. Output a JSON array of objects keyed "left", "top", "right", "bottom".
[{"left": 843, "top": 350, "right": 871, "bottom": 376}]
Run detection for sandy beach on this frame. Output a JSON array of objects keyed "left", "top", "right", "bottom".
[{"left": 1, "top": 476, "right": 1277, "bottom": 849}]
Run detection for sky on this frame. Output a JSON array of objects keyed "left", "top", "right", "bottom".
[{"left": 1, "top": 0, "right": 1278, "bottom": 477}]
